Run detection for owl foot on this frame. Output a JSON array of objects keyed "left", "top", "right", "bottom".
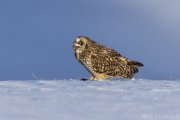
[
  {"left": 81, "top": 75, "right": 108, "bottom": 81},
  {"left": 90, "top": 77, "right": 99, "bottom": 80},
  {"left": 90, "top": 74, "right": 108, "bottom": 80}
]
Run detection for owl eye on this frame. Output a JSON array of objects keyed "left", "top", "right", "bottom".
[{"left": 78, "top": 41, "right": 83, "bottom": 45}]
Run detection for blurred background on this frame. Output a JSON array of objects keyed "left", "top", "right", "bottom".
[{"left": 0, "top": 0, "right": 179, "bottom": 80}]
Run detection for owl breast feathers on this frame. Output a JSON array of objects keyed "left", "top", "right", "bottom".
[{"left": 73, "top": 36, "right": 144, "bottom": 80}]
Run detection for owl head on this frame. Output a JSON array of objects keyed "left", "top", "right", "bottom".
[{"left": 73, "top": 36, "right": 96, "bottom": 53}]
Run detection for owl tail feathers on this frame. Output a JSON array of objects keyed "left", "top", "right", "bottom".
[{"left": 127, "top": 60, "right": 144, "bottom": 67}]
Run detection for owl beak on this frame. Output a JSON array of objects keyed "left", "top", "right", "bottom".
[{"left": 73, "top": 43, "right": 81, "bottom": 51}]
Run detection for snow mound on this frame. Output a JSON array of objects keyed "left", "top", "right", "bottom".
[{"left": 0, "top": 79, "right": 179, "bottom": 120}]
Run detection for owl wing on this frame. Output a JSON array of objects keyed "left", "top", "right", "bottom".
[{"left": 91, "top": 48, "right": 138, "bottom": 78}]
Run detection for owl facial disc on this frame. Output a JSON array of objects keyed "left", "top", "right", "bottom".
[{"left": 73, "top": 37, "right": 85, "bottom": 53}]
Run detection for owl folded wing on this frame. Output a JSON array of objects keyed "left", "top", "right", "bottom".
[{"left": 91, "top": 53, "right": 138, "bottom": 79}]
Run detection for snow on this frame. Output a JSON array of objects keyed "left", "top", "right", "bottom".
[{"left": 0, "top": 79, "right": 179, "bottom": 120}]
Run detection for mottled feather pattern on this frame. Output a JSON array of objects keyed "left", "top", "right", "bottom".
[
  {"left": 73, "top": 36, "right": 143, "bottom": 80},
  {"left": 91, "top": 51, "right": 138, "bottom": 79}
]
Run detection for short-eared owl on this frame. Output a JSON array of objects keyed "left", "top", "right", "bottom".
[{"left": 73, "top": 36, "right": 143, "bottom": 80}]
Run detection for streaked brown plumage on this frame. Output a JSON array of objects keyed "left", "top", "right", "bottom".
[{"left": 73, "top": 36, "right": 143, "bottom": 80}]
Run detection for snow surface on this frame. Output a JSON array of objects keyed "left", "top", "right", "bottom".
[{"left": 0, "top": 79, "right": 179, "bottom": 120}]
